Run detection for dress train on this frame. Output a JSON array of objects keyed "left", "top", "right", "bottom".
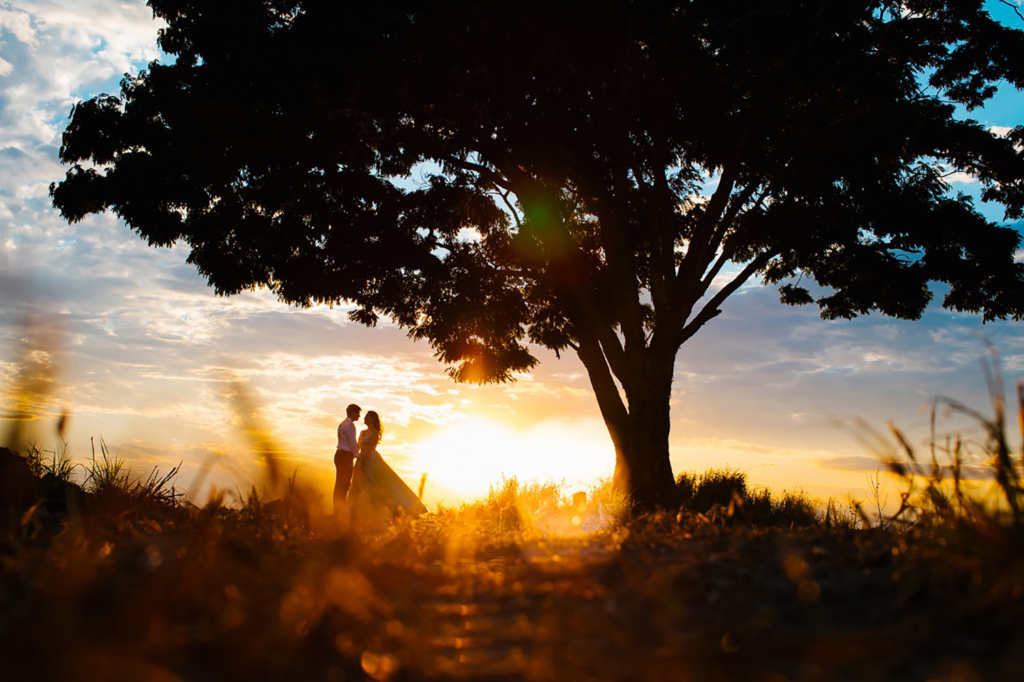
[{"left": 349, "top": 448, "right": 427, "bottom": 526}]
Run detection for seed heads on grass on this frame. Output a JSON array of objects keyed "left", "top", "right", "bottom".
[{"left": 881, "top": 346, "right": 1024, "bottom": 533}]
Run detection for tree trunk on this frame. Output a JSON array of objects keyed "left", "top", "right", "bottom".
[
  {"left": 614, "top": 361, "right": 679, "bottom": 510},
  {"left": 577, "top": 340, "right": 679, "bottom": 510},
  {"left": 612, "top": 421, "right": 678, "bottom": 511}
]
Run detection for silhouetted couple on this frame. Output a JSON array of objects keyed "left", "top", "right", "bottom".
[{"left": 334, "top": 404, "right": 426, "bottom": 527}]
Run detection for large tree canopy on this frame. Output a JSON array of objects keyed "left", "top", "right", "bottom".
[{"left": 52, "top": 0, "right": 1024, "bottom": 507}]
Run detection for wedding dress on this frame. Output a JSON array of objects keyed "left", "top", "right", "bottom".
[{"left": 349, "top": 429, "right": 427, "bottom": 524}]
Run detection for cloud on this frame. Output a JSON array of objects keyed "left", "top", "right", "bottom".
[
  {"left": 0, "top": 1, "right": 165, "bottom": 218},
  {"left": 942, "top": 171, "right": 976, "bottom": 185},
  {"left": 2, "top": 1, "right": 1022, "bottom": 509},
  {"left": 818, "top": 455, "right": 994, "bottom": 481},
  {"left": 817, "top": 455, "right": 884, "bottom": 473},
  {"left": 0, "top": 6, "right": 38, "bottom": 45}
]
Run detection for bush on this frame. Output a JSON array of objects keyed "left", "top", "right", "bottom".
[
  {"left": 675, "top": 467, "right": 822, "bottom": 528},
  {"left": 676, "top": 467, "right": 748, "bottom": 513}
]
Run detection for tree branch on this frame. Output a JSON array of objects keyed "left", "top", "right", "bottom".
[
  {"left": 441, "top": 155, "right": 513, "bottom": 191},
  {"left": 678, "top": 250, "right": 777, "bottom": 346},
  {"left": 590, "top": 163, "right": 647, "bottom": 356},
  {"left": 998, "top": 0, "right": 1024, "bottom": 24},
  {"left": 697, "top": 243, "right": 737, "bottom": 298},
  {"left": 644, "top": 136, "right": 682, "bottom": 322},
  {"left": 690, "top": 181, "right": 763, "bottom": 299},
  {"left": 576, "top": 335, "right": 630, "bottom": 433},
  {"left": 707, "top": 181, "right": 760, "bottom": 254},
  {"left": 507, "top": 172, "right": 631, "bottom": 379},
  {"left": 675, "top": 164, "right": 739, "bottom": 299},
  {"left": 595, "top": 326, "right": 629, "bottom": 379},
  {"left": 496, "top": 188, "right": 522, "bottom": 229}
]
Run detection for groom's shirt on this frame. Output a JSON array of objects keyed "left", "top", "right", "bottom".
[{"left": 337, "top": 418, "right": 358, "bottom": 457}]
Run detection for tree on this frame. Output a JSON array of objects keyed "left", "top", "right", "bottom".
[{"left": 52, "top": 0, "right": 1024, "bottom": 508}]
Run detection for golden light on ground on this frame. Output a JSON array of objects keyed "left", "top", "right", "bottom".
[{"left": 411, "top": 416, "right": 614, "bottom": 502}]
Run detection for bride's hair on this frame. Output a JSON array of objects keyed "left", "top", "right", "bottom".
[{"left": 365, "top": 410, "right": 384, "bottom": 440}]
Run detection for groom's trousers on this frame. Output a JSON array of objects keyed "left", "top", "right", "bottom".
[{"left": 334, "top": 448, "right": 356, "bottom": 512}]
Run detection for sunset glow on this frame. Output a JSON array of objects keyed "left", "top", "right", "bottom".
[
  {"left": 5, "top": 5, "right": 1024, "bottom": 681},
  {"left": 1, "top": 1, "right": 1023, "bottom": 513},
  {"left": 411, "top": 417, "right": 614, "bottom": 502}
]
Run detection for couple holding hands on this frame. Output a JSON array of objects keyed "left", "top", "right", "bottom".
[{"left": 334, "top": 404, "right": 427, "bottom": 523}]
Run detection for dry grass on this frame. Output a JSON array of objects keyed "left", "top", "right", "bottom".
[
  {"left": 83, "top": 437, "right": 184, "bottom": 514},
  {"left": 2, "top": 434, "right": 1023, "bottom": 681},
  {"left": 675, "top": 467, "right": 827, "bottom": 529},
  {"left": 870, "top": 346, "right": 1024, "bottom": 542},
  {"left": 2, "top": 348, "right": 1024, "bottom": 679}
]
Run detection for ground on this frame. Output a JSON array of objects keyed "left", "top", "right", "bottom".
[{"left": 2, "top": 497, "right": 1023, "bottom": 682}]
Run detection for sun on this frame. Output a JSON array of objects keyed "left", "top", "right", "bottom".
[
  {"left": 410, "top": 417, "right": 615, "bottom": 503},
  {"left": 412, "top": 420, "right": 517, "bottom": 500}
]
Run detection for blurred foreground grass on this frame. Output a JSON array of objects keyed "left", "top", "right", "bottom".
[
  {"left": 2, "top": 343, "right": 1024, "bottom": 680},
  {"left": 2, "top": 437, "right": 1023, "bottom": 681}
]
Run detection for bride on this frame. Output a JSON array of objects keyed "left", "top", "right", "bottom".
[{"left": 349, "top": 410, "right": 427, "bottom": 524}]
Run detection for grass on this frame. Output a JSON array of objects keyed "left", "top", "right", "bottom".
[
  {"left": 2, "top": 437, "right": 1023, "bottom": 680},
  {"left": 2, "top": 353, "right": 1024, "bottom": 679},
  {"left": 83, "top": 436, "right": 184, "bottom": 514},
  {"left": 675, "top": 467, "right": 825, "bottom": 528},
  {"left": 22, "top": 437, "right": 75, "bottom": 483},
  {"left": 868, "top": 347, "right": 1024, "bottom": 541}
]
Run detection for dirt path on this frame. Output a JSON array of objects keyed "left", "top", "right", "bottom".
[{"left": 360, "top": 528, "right": 1024, "bottom": 681}]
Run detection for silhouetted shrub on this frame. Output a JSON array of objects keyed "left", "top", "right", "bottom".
[
  {"left": 676, "top": 467, "right": 747, "bottom": 513},
  {"left": 675, "top": 468, "right": 821, "bottom": 528},
  {"left": 83, "top": 437, "right": 182, "bottom": 515},
  {"left": 762, "top": 489, "right": 819, "bottom": 528}
]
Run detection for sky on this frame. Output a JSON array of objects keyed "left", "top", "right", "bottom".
[{"left": 1, "top": 0, "right": 1023, "bottom": 511}]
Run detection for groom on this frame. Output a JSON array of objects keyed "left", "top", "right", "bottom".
[{"left": 334, "top": 403, "right": 361, "bottom": 517}]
